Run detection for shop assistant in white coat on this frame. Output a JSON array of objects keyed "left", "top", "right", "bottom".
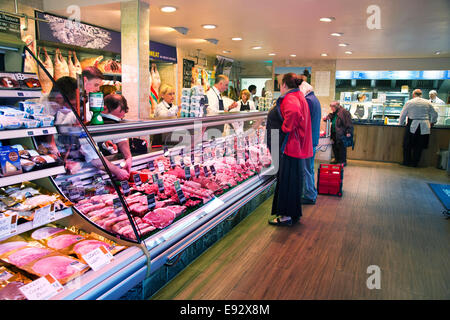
[
  {"left": 206, "top": 74, "right": 238, "bottom": 115},
  {"left": 155, "top": 84, "right": 180, "bottom": 118}
]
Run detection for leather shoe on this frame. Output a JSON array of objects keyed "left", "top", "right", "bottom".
[{"left": 301, "top": 197, "right": 316, "bottom": 205}]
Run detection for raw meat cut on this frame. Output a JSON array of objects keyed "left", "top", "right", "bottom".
[
  {"left": 37, "top": 47, "right": 53, "bottom": 94},
  {"left": 0, "top": 282, "right": 27, "bottom": 300},
  {"left": 97, "top": 59, "right": 121, "bottom": 74},
  {"left": 68, "top": 51, "right": 76, "bottom": 78},
  {"left": 31, "top": 255, "right": 87, "bottom": 282},
  {"left": 31, "top": 227, "right": 65, "bottom": 241},
  {"left": 165, "top": 205, "right": 186, "bottom": 217},
  {"left": 0, "top": 241, "right": 28, "bottom": 255},
  {"left": 7, "top": 247, "right": 52, "bottom": 267},
  {"left": 47, "top": 234, "right": 85, "bottom": 250},
  {"left": 73, "top": 240, "right": 110, "bottom": 256},
  {"left": 80, "top": 55, "right": 103, "bottom": 70},
  {"left": 53, "top": 48, "right": 69, "bottom": 80},
  {"left": 143, "top": 208, "right": 176, "bottom": 229}
]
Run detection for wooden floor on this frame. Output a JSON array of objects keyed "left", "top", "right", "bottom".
[{"left": 152, "top": 160, "right": 450, "bottom": 300}]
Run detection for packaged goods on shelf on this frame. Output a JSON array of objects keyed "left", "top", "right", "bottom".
[
  {"left": 0, "top": 103, "right": 54, "bottom": 129},
  {"left": 0, "top": 147, "right": 22, "bottom": 176}
]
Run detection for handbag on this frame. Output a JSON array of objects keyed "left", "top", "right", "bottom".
[{"left": 342, "top": 133, "right": 354, "bottom": 149}]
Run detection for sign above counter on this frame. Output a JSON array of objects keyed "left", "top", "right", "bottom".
[
  {"left": 149, "top": 41, "right": 177, "bottom": 63},
  {"left": 336, "top": 70, "right": 450, "bottom": 80}
]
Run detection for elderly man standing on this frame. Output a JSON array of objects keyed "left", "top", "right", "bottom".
[
  {"left": 206, "top": 74, "right": 238, "bottom": 115},
  {"left": 399, "top": 89, "right": 438, "bottom": 167},
  {"left": 429, "top": 90, "right": 445, "bottom": 105}
]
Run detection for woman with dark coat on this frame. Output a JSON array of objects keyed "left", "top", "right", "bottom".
[
  {"left": 324, "top": 101, "right": 353, "bottom": 166},
  {"left": 266, "top": 73, "right": 313, "bottom": 226}
]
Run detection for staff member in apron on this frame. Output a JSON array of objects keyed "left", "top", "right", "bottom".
[
  {"left": 237, "top": 89, "right": 256, "bottom": 112},
  {"left": 206, "top": 74, "right": 238, "bottom": 115}
]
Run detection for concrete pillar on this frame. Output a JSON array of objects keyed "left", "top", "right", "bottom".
[{"left": 120, "top": 0, "right": 150, "bottom": 120}]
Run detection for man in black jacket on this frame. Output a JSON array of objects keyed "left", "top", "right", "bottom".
[{"left": 324, "top": 101, "right": 353, "bottom": 166}]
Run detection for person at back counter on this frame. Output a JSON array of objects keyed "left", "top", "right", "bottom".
[
  {"left": 155, "top": 84, "right": 180, "bottom": 118},
  {"left": 206, "top": 75, "right": 238, "bottom": 115}
]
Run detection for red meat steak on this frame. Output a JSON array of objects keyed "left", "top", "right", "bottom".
[
  {"left": 7, "top": 247, "right": 52, "bottom": 267},
  {"left": 31, "top": 255, "right": 86, "bottom": 280},
  {"left": 31, "top": 227, "right": 65, "bottom": 240},
  {"left": 142, "top": 208, "right": 176, "bottom": 228},
  {"left": 0, "top": 241, "right": 28, "bottom": 255},
  {"left": 47, "top": 234, "right": 85, "bottom": 250},
  {"left": 73, "top": 240, "right": 110, "bottom": 256}
]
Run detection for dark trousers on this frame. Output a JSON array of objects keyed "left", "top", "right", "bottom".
[
  {"left": 331, "top": 132, "right": 347, "bottom": 164},
  {"left": 403, "top": 120, "right": 430, "bottom": 167},
  {"left": 271, "top": 154, "right": 304, "bottom": 222}
]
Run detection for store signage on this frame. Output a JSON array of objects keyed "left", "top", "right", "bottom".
[
  {"left": 120, "top": 181, "right": 130, "bottom": 196},
  {"left": 184, "top": 166, "right": 191, "bottom": 180},
  {"left": 148, "top": 160, "right": 155, "bottom": 171},
  {"left": 157, "top": 178, "right": 164, "bottom": 193},
  {"left": 183, "top": 59, "right": 195, "bottom": 88},
  {"left": 35, "top": 11, "right": 121, "bottom": 53},
  {"left": 157, "top": 161, "right": 165, "bottom": 173},
  {"left": 147, "top": 193, "right": 156, "bottom": 211},
  {"left": 210, "top": 165, "right": 216, "bottom": 176},
  {"left": 203, "top": 166, "right": 209, "bottom": 177},
  {"left": 82, "top": 246, "right": 113, "bottom": 272},
  {"left": 0, "top": 13, "right": 20, "bottom": 37},
  {"left": 170, "top": 155, "right": 176, "bottom": 169},
  {"left": 150, "top": 41, "right": 177, "bottom": 63},
  {"left": 194, "top": 165, "right": 200, "bottom": 178},
  {"left": 133, "top": 174, "right": 142, "bottom": 186},
  {"left": 152, "top": 173, "right": 158, "bottom": 184},
  {"left": 19, "top": 274, "right": 64, "bottom": 300},
  {"left": 336, "top": 70, "right": 450, "bottom": 80},
  {"left": 174, "top": 181, "right": 186, "bottom": 204}
]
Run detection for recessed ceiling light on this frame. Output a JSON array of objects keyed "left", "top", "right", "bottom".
[
  {"left": 320, "top": 17, "right": 335, "bottom": 22},
  {"left": 202, "top": 24, "right": 217, "bottom": 29},
  {"left": 331, "top": 32, "right": 343, "bottom": 37},
  {"left": 290, "top": 54, "right": 296, "bottom": 57},
  {"left": 232, "top": 37, "right": 242, "bottom": 41},
  {"left": 160, "top": 6, "right": 177, "bottom": 13},
  {"left": 338, "top": 43, "right": 349, "bottom": 47},
  {"left": 345, "top": 51, "right": 353, "bottom": 54},
  {"left": 321, "top": 53, "right": 328, "bottom": 57},
  {"left": 268, "top": 53, "right": 276, "bottom": 56},
  {"left": 435, "top": 51, "right": 441, "bottom": 55},
  {"left": 252, "top": 46, "right": 262, "bottom": 50},
  {"left": 222, "top": 50, "right": 231, "bottom": 53}
]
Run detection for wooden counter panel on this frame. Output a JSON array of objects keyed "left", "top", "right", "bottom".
[{"left": 348, "top": 125, "right": 450, "bottom": 167}]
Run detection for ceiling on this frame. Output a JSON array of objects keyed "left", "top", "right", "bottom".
[{"left": 45, "top": 0, "right": 450, "bottom": 62}]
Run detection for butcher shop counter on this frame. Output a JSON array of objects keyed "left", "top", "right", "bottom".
[{"left": 44, "top": 111, "right": 276, "bottom": 300}]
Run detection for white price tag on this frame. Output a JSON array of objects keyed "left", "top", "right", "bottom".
[
  {"left": 0, "top": 214, "right": 18, "bottom": 238},
  {"left": 19, "top": 274, "right": 64, "bottom": 300},
  {"left": 81, "top": 246, "right": 114, "bottom": 271},
  {"left": 157, "top": 161, "right": 165, "bottom": 173},
  {"left": 33, "top": 206, "right": 55, "bottom": 228}
]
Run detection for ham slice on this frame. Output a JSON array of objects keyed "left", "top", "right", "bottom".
[
  {"left": 31, "top": 227, "right": 65, "bottom": 241},
  {"left": 73, "top": 240, "right": 110, "bottom": 257},
  {"left": 53, "top": 48, "right": 69, "bottom": 80},
  {"left": 7, "top": 247, "right": 52, "bottom": 267},
  {"left": 47, "top": 234, "right": 85, "bottom": 250},
  {"left": 0, "top": 241, "right": 28, "bottom": 255},
  {"left": 37, "top": 47, "right": 53, "bottom": 94},
  {"left": 31, "top": 255, "right": 87, "bottom": 282}
]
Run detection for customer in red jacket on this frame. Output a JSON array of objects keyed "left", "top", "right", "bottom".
[{"left": 268, "top": 73, "right": 313, "bottom": 226}]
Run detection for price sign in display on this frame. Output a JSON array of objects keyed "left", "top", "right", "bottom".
[
  {"left": 133, "top": 174, "right": 142, "bottom": 186},
  {"left": 157, "top": 161, "right": 165, "bottom": 173},
  {"left": 184, "top": 166, "right": 191, "bottom": 180},
  {"left": 157, "top": 178, "right": 165, "bottom": 193},
  {"left": 113, "top": 197, "right": 123, "bottom": 215},
  {"left": 152, "top": 173, "right": 159, "bottom": 184},
  {"left": 210, "top": 165, "right": 216, "bottom": 176},
  {"left": 147, "top": 193, "right": 156, "bottom": 211},
  {"left": 148, "top": 160, "right": 155, "bottom": 171},
  {"left": 170, "top": 155, "right": 176, "bottom": 169},
  {"left": 203, "top": 166, "right": 210, "bottom": 177},
  {"left": 120, "top": 180, "right": 130, "bottom": 196},
  {"left": 163, "top": 146, "right": 169, "bottom": 157},
  {"left": 0, "top": 213, "right": 18, "bottom": 238},
  {"left": 33, "top": 205, "right": 55, "bottom": 228},
  {"left": 194, "top": 165, "right": 200, "bottom": 178},
  {"left": 174, "top": 180, "right": 186, "bottom": 204},
  {"left": 20, "top": 274, "right": 64, "bottom": 300},
  {"left": 191, "top": 153, "right": 195, "bottom": 164},
  {"left": 82, "top": 246, "right": 114, "bottom": 272}
]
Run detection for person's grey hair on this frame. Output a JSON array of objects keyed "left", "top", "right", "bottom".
[
  {"left": 215, "top": 74, "right": 229, "bottom": 84},
  {"left": 330, "top": 101, "right": 340, "bottom": 108},
  {"left": 429, "top": 90, "right": 437, "bottom": 96}
]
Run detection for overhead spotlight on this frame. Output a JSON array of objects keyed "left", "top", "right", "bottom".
[
  {"left": 232, "top": 37, "right": 242, "bottom": 41},
  {"left": 290, "top": 54, "right": 296, "bottom": 57},
  {"left": 268, "top": 53, "right": 276, "bottom": 56},
  {"left": 161, "top": 6, "right": 177, "bottom": 13},
  {"left": 331, "top": 32, "right": 343, "bottom": 37},
  {"left": 202, "top": 24, "right": 217, "bottom": 29},
  {"left": 320, "top": 17, "right": 335, "bottom": 22},
  {"left": 173, "top": 27, "right": 189, "bottom": 35},
  {"left": 345, "top": 51, "right": 353, "bottom": 54},
  {"left": 222, "top": 50, "right": 231, "bottom": 53},
  {"left": 252, "top": 46, "right": 262, "bottom": 50},
  {"left": 321, "top": 53, "right": 328, "bottom": 57},
  {"left": 339, "top": 43, "right": 349, "bottom": 47}
]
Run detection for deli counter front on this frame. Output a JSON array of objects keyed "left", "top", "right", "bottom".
[{"left": 0, "top": 44, "right": 276, "bottom": 300}]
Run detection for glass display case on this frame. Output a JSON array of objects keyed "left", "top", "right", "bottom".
[{"left": 0, "top": 39, "right": 275, "bottom": 300}]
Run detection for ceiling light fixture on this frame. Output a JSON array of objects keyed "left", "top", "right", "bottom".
[
  {"left": 268, "top": 53, "right": 276, "bottom": 56},
  {"left": 345, "top": 51, "right": 353, "bottom": 54},
  {"left": 331, "top": 32, "right": 343, "bottom": 37},
  {"left": 173, "top": 26, "right": 189, "bottom": 35},
  {"left": 252, "top": 46, "right": 262, "bottom": 50},
  {"left": 290, "top": 54, "right": 296, "bottom": 57},
  {"left": 321, "top": 53, "right": 328, "bottom": 57},
  {"left": 338, "top": 43, "right": 349, "bottom": 47},
  {"left": 160, "top": 6, "right": 177, "bottom": 13},
  {"left": 232, "top": 37, "right": 242, "bottom": 41},
  {"left": 320, "top": 17, "right": 335, "bottom": 22},
  {"left": 202, "top": 24, "right": 217, "bottom": 29},
  {"left": 205, "top": 38, "right": 219, "bottom": 45},
  {"left": 222, "top": 50, "right": 231, "bottom": 53}
]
